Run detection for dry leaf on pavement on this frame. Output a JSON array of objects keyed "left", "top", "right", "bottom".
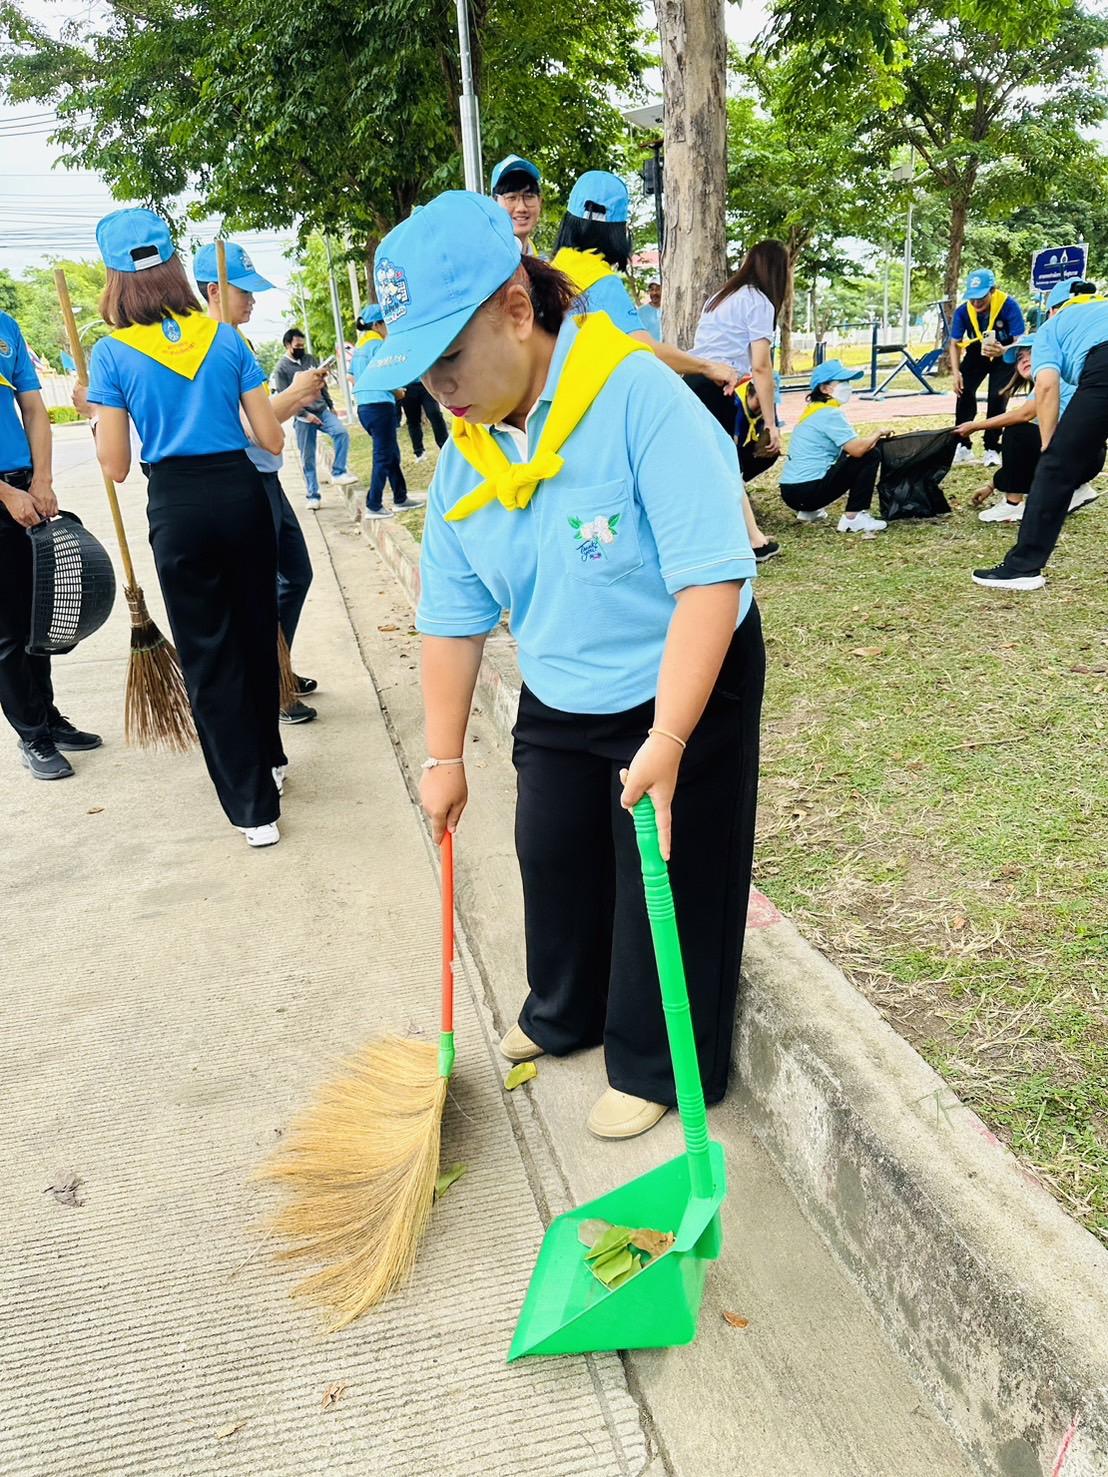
[
  {"left": 722, "top": 1312, "right": 750, "bottom": 1329},
  {"left": 377, "top": 624, "right": 398, "bottom": 632},
  {"left": 321, "top": 1382, "right": 348, "bottom": 1410},
  {"left": 216, "top": 1421, "right": 247, "bottom": 1440}
]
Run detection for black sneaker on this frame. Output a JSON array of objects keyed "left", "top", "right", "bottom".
[
  {"left": 19, "top": 736, "right": 75, "bottom": 780},
  {"left": 294, "top": 674, "right": 318, "bottom": 695},
  {"left": 280, "top": 700, "right": 318, "bottom": 725},
  {"left": 49, "top": 715, "right": 103, "bottom": 751},
  {"left": 971, "top": 564, "right": 1046, "bottom": 591},
  {"left": 754, "top": 540, "right": 781, "bottom": 563}
]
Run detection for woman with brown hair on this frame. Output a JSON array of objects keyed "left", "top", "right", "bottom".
[
  {"left": 87, "top": 208, "right": 289, "bottom": 847},
  {"left": 688, "top": 240, "right": 791, "bottom": 560}
]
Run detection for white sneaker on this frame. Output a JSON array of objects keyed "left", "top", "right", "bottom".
[
  {"left": 837, "top": 511, "right": 887, "bottom": 533},
  {"left": 795, "top": 508, "right": 827, "bottom": 523},
  {"left": 953, "top": 444, "right": 975, "bottom": 466},
  {"left": 272, "top": 765, "right": 287, "bottom": 795},
  {"left": 332, "top": 471, "right": 358, "bottom": 486},
  {"left": 983, "top": 449, "right": 1001, "bottom": 468},
  {"left": 306, "top": 495, "right": 322, "bottom": 509},
  {"left": 979, "top": 499, "right": 1024, "bottom": 523},
  {"left": 362, "top": 506, "right": 395, "bottom": 520},
  {"left": 1069, "top": 483, "right": 1100, "bottom": 512},
  {"left": 239, "top": 822, "right": 280, "bottom": 848}
]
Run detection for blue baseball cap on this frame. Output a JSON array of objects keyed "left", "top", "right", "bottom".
[
  {"left": 356, "top": 303, "right": 384, "bottom": 329},
  {"left": 566, "top": 170, "right": 629, "bottom": 225},
  {"left": 193, "top": 240, "right": 274, "bottom": 292},
  {"left": 95, "top": 207, "right": 175, "bottom": 274},
  {"left": 965, "top": 268, "right": 995, "bottom": 297},
  {"left": 490, "top": 155, "right": 541, "bottom": 193},
  {"left": 1003, "top": 332, "right": 1035, "bottom": 362},
  {"left": 1046, "top": 279, "right": 1089, "bottom": 311},
  {"left": 354, "top": 191, "right": 522, "bottom": 392},
  {"left": 810, "top": 358, "right": 864, "bottom": 390}
]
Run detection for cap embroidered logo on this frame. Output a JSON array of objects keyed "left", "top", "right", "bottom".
[
  {"left": 241, "top": 252, "right": 254, "bottom": 270},
  {"left": 376, "top": 258, "right": 411, "bottom": 323},
  {"left": 161, "top": 319, "right": 182, "bottom": 343}
]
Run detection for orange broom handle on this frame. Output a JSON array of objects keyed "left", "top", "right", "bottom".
[
  {"left": 54, "top": 268, "right": 137, "bottom": 588},
  {"left": 216, "top": 239, "right": 231, "bottom": 325},
  {"left": 441, "top": 830, "right": 455, "bottom": 1034}
]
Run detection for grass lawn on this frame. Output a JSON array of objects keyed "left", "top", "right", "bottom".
[{"left": 349, "top": 411, "right": 1108, "bottom": 1248}]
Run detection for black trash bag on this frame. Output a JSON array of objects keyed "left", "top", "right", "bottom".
[
  {"left": 26, "top": 510, "right": 116, "bottom": 656},
  {"left": 878, "top": 429, "right": 955, "bottom": 520}
]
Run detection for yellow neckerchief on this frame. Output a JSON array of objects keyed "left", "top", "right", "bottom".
[
  {"left": 444, "top": 313, "right": 648, "bottom": 523},
  {"left": 960, "top": 290, "right": 1007, "bottom": 346},
  {"left": 1053, "top": 293, "right": 1107, "bottom": 315},
  {"left": 735, "top": 379, "right": 761, "bottom": 446},
  {"left": 550, "top": 247, "right": 616, "bottom": 295},
  {"left": 111, "top": 310, "right": 220, "bottom": 380},
  {"left": 0, "top": 373, "right": 13, "bottom": 391},
  {"left": 796, "top": 399, "right": 842, "bottom": 427},
  {"left": 355, "top": 330, "right": 383, "bottom": 349}
]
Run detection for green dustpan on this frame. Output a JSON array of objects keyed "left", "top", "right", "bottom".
[{"left": 508, "top": 796, "right": 726, "bottom": 1361}]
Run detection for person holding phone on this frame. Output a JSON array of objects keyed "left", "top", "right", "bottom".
[
  {"left": 949, "top": 268, "right": 1026, "bottom": 468},
  {"left": 273, "top": 329, "right": 355, "bottom": 508}
]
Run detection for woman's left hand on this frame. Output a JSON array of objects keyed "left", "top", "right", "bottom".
[{"left": 620, "top": 735, "right": 684, "bottom": 860}]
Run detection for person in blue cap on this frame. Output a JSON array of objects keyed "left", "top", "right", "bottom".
[
  {"left": 87, "top": 208, "right": 289, "bottom": 847},
  {"left": 194, "top": 240, "right": 326, "bottom": 722},
  {"left": 949, "top": 267, "right": 1026, "bottom": 468},
  {"left": 0, "top": 308, "right": 101, "bottom": 780},
  {"left": 637, "top": 281, "right": 662, "bottom": 339},
  {"left": 349, "top": 303, "right": 424, "bottom": 519},
  {"left": 778, "top": 359, "right": 889, "bottom": 532},
  {"left": 490, "top": 155, "right": 543, "bottom": 256},
  {"left": 356, "top": 190, "right": 763, "bottom": 1139},
  {"left": 973, "top": 277, "right": 1108, "bottom": 589}
]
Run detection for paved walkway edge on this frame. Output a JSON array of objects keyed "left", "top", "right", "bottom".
[{"left": 361, "top": 513, "right": 1108, "bottom": 1477}]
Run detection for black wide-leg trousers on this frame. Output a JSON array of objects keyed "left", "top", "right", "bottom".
[
  {"left": 512, "top": 603, "right": 765, "bottom": 1105},
  {"left": 147, "top": 451, "right": 284, "bottom": 828},
  {"left": 0, "top": 469, "right": 56, "bottom": 744}
]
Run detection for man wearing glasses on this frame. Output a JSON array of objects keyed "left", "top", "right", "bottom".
[{"left": 490, "top": 155, "right": 543, "bottom": 256}]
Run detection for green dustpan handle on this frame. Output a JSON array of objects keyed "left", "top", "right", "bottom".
[{"left": 631, "top": 797, "right": 714, "bottom": 1201}]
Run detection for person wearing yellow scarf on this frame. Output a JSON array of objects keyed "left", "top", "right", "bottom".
[
  {"left": 779, "top": 360, "right": 889, "bottom": 532},
  {"left": 355, "top": 189, "right": 764, "bottom": 1140},
  {"left": 949, "top": 267, "right": 1026, "bottom": 469}
]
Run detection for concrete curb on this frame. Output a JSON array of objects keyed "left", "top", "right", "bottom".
[{"left": 361, "top": 513, "right": 1108, "bottom": 1477}]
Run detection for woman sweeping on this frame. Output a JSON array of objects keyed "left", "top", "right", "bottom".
[
  {"left": 356, "top": 191, "right": 764, "bottom": 1139},
  {"left": 778, "top": 359, "right": 889, "bottom": 534},
  {"left": 87, "top": 209, "right": 288, "bottom": 847}
]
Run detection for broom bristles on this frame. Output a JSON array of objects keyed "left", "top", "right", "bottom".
[
  {"left": 123, "top": 584, "right": 197, "bottom": 752},
  {"left": 277, "top": 627, "right": 298, "bottom": 712},
  {"left": 259, "top": 1036, "right": 448, "bottom": 1329}
]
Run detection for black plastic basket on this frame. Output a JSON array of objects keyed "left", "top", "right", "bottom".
[{"left": 26, "top": 511, "right": 116, "bottom": 656}]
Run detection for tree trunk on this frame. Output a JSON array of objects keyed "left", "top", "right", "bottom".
[
  {"left": 778, "top": 236, "right": 803, "bottom": 374},
  {"left": 945, "top": 193, "right": 970, "bottom": 324},
  {"left": 655, "top": 0, "right": 728, "bottom": 349}
]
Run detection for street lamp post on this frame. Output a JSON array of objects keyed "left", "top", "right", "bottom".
[
  {"left": 323, "top": 235, "right": 356, "bottom": 423},
  {"left": 891, "top": 151, "right": 918, "bottom": 345},
  {"left": 455, "top": 0, "right": 484, "bottom": 192}
]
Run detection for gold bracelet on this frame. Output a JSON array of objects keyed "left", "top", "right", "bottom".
[{"left": 648, "top": 726, "right": 687, "bottom": 751}]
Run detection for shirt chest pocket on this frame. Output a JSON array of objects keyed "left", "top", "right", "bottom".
[{"left": 556, "top": 480, "right": 644, "bottom": 587}]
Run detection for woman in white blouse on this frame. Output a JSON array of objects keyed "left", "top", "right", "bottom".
[{"left": 688, "top": 241, "right": 790, "bottom": 557}]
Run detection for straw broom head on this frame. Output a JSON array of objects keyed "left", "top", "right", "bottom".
[
  {"left": 258, "top": 1035, "right": 447, "bottom": 1329},
  {"left": 123, "top": 585, "right": 197, "bottom": 752}
]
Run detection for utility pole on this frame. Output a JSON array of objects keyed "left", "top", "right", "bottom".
[
  {"left": 323, "top": 235, "right": 356, "bottom": 422},
  {"left": 455, "top": 0, "right": 484, "bottom": 191}
]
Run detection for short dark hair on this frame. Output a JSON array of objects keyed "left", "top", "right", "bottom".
[
  {"left": 490, "top": 257, "right": 577, "bottom": 334},
  {"left": 493, "top": 171, "right": 540, "bottom": 198},
  {"left": 283, "top": 327, "right": 306, "bottom": 346},
  {"left": 196, "top": 281, "right": 214, "bottom": 301},
  {"left": 98, "top": 257, "right": 203, "bottom": 329},
  {"left": 552, "top": 213, "right": 632, "bottom": 274}
]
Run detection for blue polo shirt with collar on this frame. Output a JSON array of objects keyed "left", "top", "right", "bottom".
[
  {"left": 1031, "top": 300, "right": 1108, "bottom": 387},
  {"left": 416, "top": 313, "right": 756, "bottom": 715}
]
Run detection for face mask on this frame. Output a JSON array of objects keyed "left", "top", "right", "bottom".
[
  {"left": 831, "top": 381, "right": 853, "bottom": 405},
  {"left": 290, "top": 346, "right": 305, "bottom": 360}
]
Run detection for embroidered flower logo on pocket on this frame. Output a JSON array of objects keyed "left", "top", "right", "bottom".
[{"left": 569, "top": 513, "right": 620, "bottom": 562}]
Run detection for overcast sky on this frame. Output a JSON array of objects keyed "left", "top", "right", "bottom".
[{"left": 0, "top": 1, "right": 768, "bottom": 342}]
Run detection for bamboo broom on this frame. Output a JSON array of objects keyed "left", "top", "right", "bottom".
[
  {"left": 54, "top": 269, "right": 196, "bottom": 751},
  {"left": 259, "top": 831, "right": 457, "bottom": 1329},
  {"left": 215, "top": 241, "right": 298, "bottom": 713}
]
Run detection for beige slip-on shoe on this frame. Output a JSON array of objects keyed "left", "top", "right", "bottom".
[
  {"left": 500, "top": 1024, "right": 545, "bottom": 1063},
  {"left": 587, "top": 1088, "right": 668, "bottom": 1140}
]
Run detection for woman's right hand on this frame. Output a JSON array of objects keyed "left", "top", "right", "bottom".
[
  {"left": 952, "top": 372, "right": 964, "bottom": 397},
  {"left": 953, "top": 421, "right": 979, "bottom": 437},
  {"left": 421, "top": 763, "right": 469, "bottom": 844},
  {"left": 704, "top": 360, "right": 740, "bottom": 395}
]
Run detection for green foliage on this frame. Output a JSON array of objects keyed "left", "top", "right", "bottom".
[
  {"left": 286, "top": 236, "right": 358, "bottom": 360},
  {"left": 6, "top": 258, "right": 106, "bottom": 369},
  {"left": 0, "top": 268, "right": 19, "bottom": 317},
  {"left": 47, "top": 405, "right": 81, "bottom": 423},
  {"left": 251, "top": 339, "right": 284, "bottom": 377}
]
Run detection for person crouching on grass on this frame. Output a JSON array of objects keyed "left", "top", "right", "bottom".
[
  {"left": 354, "top": 190, "right": 764, "bottom": 1140},
  {"left": 778, "top": 360, "right": 889, "bottom": 533}
]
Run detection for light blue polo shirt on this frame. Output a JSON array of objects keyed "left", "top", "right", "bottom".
[
  {"left": 1031, "top": 301, "right": 1108, "bottom": 387},
  {"left": 637, "top": 303, "right": 661, "bottom": 340},
  {"left": 780, "top": 405, "right": 855, "bottom": 485},
  {"left": 350, "top": 334, "right": 395, "bottom": 407},
  {"left": 582, "top": 274, "right": 646, "bottom": 337},
  {"left": 1026, "top": 380, "right": 1076, "bottom": 422},
  {"left": 417, "top": 315, "right": 756, "bottom": 714},
  {"left": 0, "top": 311, "right": 40, "bottom": 472},
  {"left": 88, "top": 319, "right": 264, "bottom": 464}
]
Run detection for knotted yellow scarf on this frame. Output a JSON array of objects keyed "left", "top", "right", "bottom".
[
  {"left": 444, "top": 313, "right": 648, "bottom": 523},
  {"left": 550, "top": 247, "right": 616, "bottom": 296},
  {"left": 797, "top": 399, "right": 842, "bottom": 426},
  {"left": 961, "top": 290, "right": 1008, "bottom": 346},
  {"left": 1054, "top": 293, "right": 1107, "bottom": 315},
  {"left": 735, "top": 379, "right": 760, "bottom": 445},
  {"left": 111, "top": 310, "right": 219, "bottom": 380}
]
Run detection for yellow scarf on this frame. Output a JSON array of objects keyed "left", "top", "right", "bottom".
[
  {"left": 797, "top": 400, "right": 841, "bottom": 426},
  {"left": 0, "top": 373, "right": 13, "bottom": 391},
  {"left": 735, "top": 380, "right": 761, "bottom": 446},
  {"left": 444, "top": 314, "right": 648, "bottom": 523},
  {"left": 1054, "top": 293, "right": 1107, "bottom": 315},
  {"left": 355, "top": 330, "right": 382, "bottom": 349},
  {"left": 961, "top": 290, "right": 1007, "bottom": 346},
  {"left": 111, "top": 310, "right": 219, "bottom": 380},
  {"left": 550, "top": 247, "right": 616, "bottom": 295}
]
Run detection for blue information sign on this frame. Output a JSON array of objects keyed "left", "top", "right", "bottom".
[{"left": 1031, "top": 244, "right": 1088, "bottom": 293}]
